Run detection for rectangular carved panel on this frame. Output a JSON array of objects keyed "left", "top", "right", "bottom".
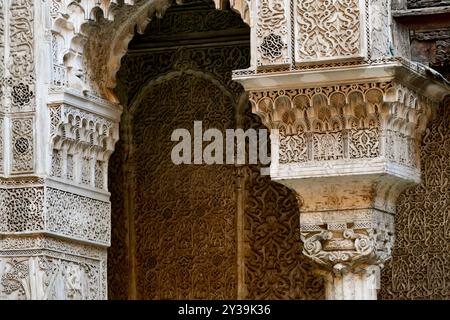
[
  {"left": 0, "top": 1, "right": 5, "bottom": 110},
  {"left": 0, "top": 236, "right": 107, "bottom": 300},
  {"left": 45, "top": 188, "right": 111, "bottom": 245},
  {"left": 8, "top": 0, "right": 35, "bottom": 113},
  {"left": 0, "top": 186, "right": 44, "bottom": 233}
]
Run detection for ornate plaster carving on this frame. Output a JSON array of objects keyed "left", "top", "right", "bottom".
[
  {"left": 0, "top": 235, "right": 107, "bottom": 300},
  {"left": 0, "top": 186, "right": 45, "bottom": 233},
  {"left": 300, "top": 209, "right": 394, "bottom": 271},
  {"left": 296, "top": 0, "right": 362, "bottom": 61},
  {"left": 240, "top": 62, "right": 447, "bottom": 299},
  {"left": 8, "top": 0, "right": 35, "bottom": 113},
  {"left": 0, "top": 118, "right": 3, "bottom": 174},
  {"left": 256, "top": 0, "right": 290, "bottom": 66},
  {"left": 11, "top": 117, "right": 34, "bottom": 174},
  {"left": 250, "top": 81, "right": 435, "bottom": 178},
  {"left": 48, "top": 0, "right": 252, "bottom": 101},
  {"left": 0, "top": 1, "right": 5, "bottom": 105},
  {"left": 380, "top": 101, "right": 450, "bottom": 299},
  {"left": 45, "top": 188, "right": 111, "bottom": 245},
  {"left": 49, "top": 103, "right": 118, "bottom": 190}
]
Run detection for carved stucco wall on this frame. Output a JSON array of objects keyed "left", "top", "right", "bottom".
[{"left": 108, "top": 1, "right": 324, "bottom": 300}]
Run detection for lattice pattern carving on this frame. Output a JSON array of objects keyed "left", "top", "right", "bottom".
[
  {"left": 131, "top": 73, "right": 238, "bottom": 299},
  {"left": 0, "top": 187, "right": 44, "bottom": 233},
  {"left": 242, "top": 165, "right": 324, "bottom": 299}
]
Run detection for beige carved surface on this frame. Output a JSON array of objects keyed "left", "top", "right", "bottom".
[
  {"left": 250, "top": 81, "right": 430, "bottom": 174},
  {"left": 0, "top": 235, "right": 107, "bottom": 300},
  {"left": 380, "top": 101, "right": 450, "bottom": 300}
]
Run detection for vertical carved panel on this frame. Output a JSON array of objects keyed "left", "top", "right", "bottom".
[
  {"left": 109, "top": 3, "right": 324, "bottom": 300},
  {"left": 240, "top": 106, "right": 324, "bottom": 299},
  {"left": 110, "top": 4, "right": 251, "bottom": 299},
  {"left": 9, "top": 0, "right": 35, "bottom": 113},
  {"left": 0, "top": 187, "right": 44, "bottom": 233},
  {"left": 380, "top": 101, "right": 450, "bottom": 299},
  {"left": 0, "top": 118, "right": 3, "bottom": 173},
  {"left": 11, "top": 118, "right": 34, "bottom": 173},
  {"left": 107, "top": 137, "right": 129, "bottom": 300},
  {"left": 370, "top": 0, "right": 392, "bottom": 59},
  {"left": 295, "top": 0, "right": 362, "bottom": 62},
  {"left": 0, "top": 1, "right": 5, "bottom": 108},
  {"left": 243, "top": 167, "right": 325, "bottom": 299}
]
